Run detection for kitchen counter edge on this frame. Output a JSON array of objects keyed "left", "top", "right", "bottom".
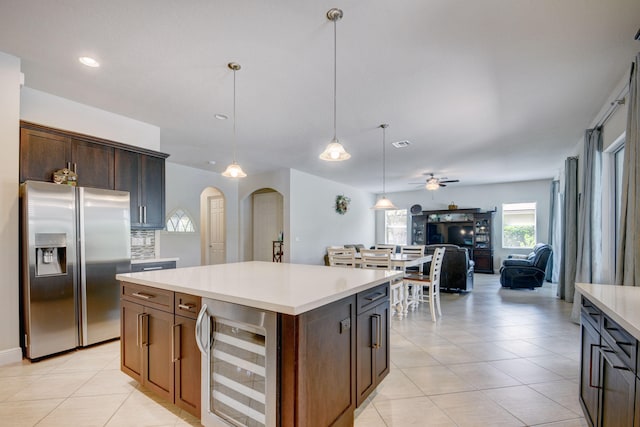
[{"left": 576, "top": 282, "right": 640, "bottom": 340}]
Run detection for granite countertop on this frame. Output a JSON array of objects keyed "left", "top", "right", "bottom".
[
  {"left": 117, "top": 261, "right": 402, "bottom": 315},
  {"left": 576, "top": 283, "right": 640, "bottom": 340},
  {"left": 131, "top": 257, "right": 179, "bottom": 264}
]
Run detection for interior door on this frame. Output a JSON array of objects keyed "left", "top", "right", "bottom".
[
  {"left": 252, "top": 191, "right": 283, "bottom": 262},
  {"left": 207, "top": 196, "right": 225, "bottom": 265}
]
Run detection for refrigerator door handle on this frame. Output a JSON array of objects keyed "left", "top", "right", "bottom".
[
  {"left": 195, "top": 304, "right": 209, "bottom": 355},
  {"left": 78, "top": 187, "right": 88, "bottom": 345},
  {"left": 143, "top": 206, "right": 147, "bottom": 224},
  {"left": 138, "top": 206, "right": 143, "bottom": 224}
]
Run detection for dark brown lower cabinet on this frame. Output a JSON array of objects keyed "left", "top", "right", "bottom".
[
  {"left": 356, "top": 285, "right": 390, "bottom": 406},
  {"left": 580, "top": 315, "right": 600, "bottom": 426},
  {"left": 280, "top": 294, "right": 357, "bottom": 427},
  {"left": 579, "top": 296, "right": 638, "bottom": 427},
  {"left": 120, "top": 284, "right": 200, "bottom": 418},
  {"left": 173, "top": 314, "right": 200, "bottom": 417},
  {"left": 120, "top": 299, "right": 174, "bottom": 402}
]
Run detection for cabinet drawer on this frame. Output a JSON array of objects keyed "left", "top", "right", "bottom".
[
  {"left": 581, "top": 296, "right": 601, "bottom": 331},
  {"left": 357, "top": 283, "right": 389, "bottom": 314},
  {"left": 131, "top": 261, "right": 176, "bottom": 272},
  {"left": 601, "top": 315, "right": 637, "bottom": 371},
  {"left": 121, "top": 282, "right": 174, "bottom": 313},
  {"left": 175, "top": 293, "right": 201, "bottom": 319}
]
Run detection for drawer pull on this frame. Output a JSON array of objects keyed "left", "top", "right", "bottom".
[
  {"left": 178, "top": 303, "right": 196, "bottom": 311},
  {"left": 364, "top": 291, "right": 386, "bottom": 303},
  {"left": 131, "top": 292, "right": 154, "bottom": 300},
  {"left": 142, "top": 266, "right": 163, "bottom": 271}
]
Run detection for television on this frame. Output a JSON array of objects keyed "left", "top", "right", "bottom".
[{"left": 426, "top": 223, "right": 473, "bottom": 247}]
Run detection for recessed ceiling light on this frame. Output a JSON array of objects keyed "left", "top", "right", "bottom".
[
  {"left": 214, "top": 114, "right": 228, "bottom": 120},
  {"left": 79, "top": 56, "right": 100, "bottom": 68},
  {"left": 392, "top": 140, "right": 411, "bottom": 148}
]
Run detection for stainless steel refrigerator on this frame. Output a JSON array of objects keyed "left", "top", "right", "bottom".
[{"left": 21, "top": 180, "right": 131, "bottom": 360}]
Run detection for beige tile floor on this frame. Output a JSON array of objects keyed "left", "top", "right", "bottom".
[{"left": 0, "top": 274, "right": 587, "bottom": 426}]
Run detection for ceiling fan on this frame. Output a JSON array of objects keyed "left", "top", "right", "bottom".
[{"left": 411, "top": 173, "right": 460, "bottom": 190}]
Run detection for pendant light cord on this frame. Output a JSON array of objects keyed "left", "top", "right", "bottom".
[
  {"left": 233, "top": 68, "right": 237, "bottom": 163},
  {"left": 382, "top": 126, "right": 386, "bottom": 196},
  {"left": 333, "top": 19, "right": 337, "bottom": 141}
]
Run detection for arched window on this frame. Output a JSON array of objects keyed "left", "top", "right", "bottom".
[{"left": 166, "top": 208, "right": 195, "bottom": 232}]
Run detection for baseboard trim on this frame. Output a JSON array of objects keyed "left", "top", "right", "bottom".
[{"left": 0, "top": 347, "right": 23, "bottom": 366}]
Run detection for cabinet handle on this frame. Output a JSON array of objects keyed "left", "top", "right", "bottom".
[
  {"left": 67, "top": 162, "right": 71, "bottom": 170},
  {"left": 375, "top": 314, "right": 382, "bottom": 349},
  {"left": 136, "top": 313, "right": 142, "bottom": 347},
  {"left": 371, "top": 314, "right": 382, "bottom": 349},
  {"left": 73, "top": 163, "right": 77, "bottom": 173},
  {"left": 131, "top": 292, "right": 154, "bottom": 300},
  {"left": 589, "top": 343, "right": 601, "bottom": 389},
  {"left": 143, "top": 206, "right": 147, "bottom": 223},
  {"left": 178, "top": 303, "right": 196, "bottom": 311},
  {"left": 140, "top": 313, "right": 149, "bottom": 346},
  {"left": 364, "top": 291, "right": 386, "bottom": 303},
  {"left": 600, "top": 346, "right": 632, "bottom": 371},
  {"left": 172, "top": 324, "right": 181, "bottom": 362},
  {"left": 139, "top": 206, "right": 143, "bottom": 224}
]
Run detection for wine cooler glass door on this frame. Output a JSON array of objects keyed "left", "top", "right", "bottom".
[{"left": 197, "top": 300, "right": 277, "bottom": 427}]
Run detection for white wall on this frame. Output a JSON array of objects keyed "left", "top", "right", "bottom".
[
  {"left": 0, "top": 52, "right": 22, "bottom": 364},
  {"left": 20, "top": 88, "right": 160, "bottom": 151},
  {"left": 289, "top": 169, "right": 376, "bottom": 265},
  {"left": 382, "top": 179, "right": 552, "bottom": 270},
  {"left": 160, "top": 162, "right": 239, "bottom": 267}
]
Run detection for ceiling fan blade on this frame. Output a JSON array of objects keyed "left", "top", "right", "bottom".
[
  {"left": 439, "top": 183, "right": 447, "bottom": 187},
  {"left": 439, "top": 179, "right": 459, "bottom": 183}
]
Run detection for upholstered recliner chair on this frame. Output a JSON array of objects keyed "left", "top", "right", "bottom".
[
  {"left": 424, "top": 244, "right": 474, "bottom": 292},
  {"left": 500, "top": 243, "right": 552, "bottom": 289}
]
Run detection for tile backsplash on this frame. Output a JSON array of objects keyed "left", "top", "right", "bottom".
[{"left": 131, "top": 230, "right": 156, "bottom": 259}]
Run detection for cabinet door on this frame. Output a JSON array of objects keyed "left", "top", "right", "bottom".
[
  {"left": 114, "top": 149, "right": 142, "bottom": 227},
  {"left": 579, "top": 319, "right": 600, "bottom": 427},
  {"left": 600, "top": 345, "right": 635, "bottom": 427},
  {"left": 140, "top": 155, "right": 165, "bottom": 229},
  {"left": 356, "top": 305, "right": 377, "bottom": 406},
  {"left": 174, "top": 315, "right": 200, "bottom": 417},
  {"left": 20, "top": 128, "right": 70, "bottom": 182},
  {"left": 121, "top": 299, "right": 144, "bottom": 383},
  {"left": 71, "top": 139, "right": 114, "bottom": 189},
  {"left": 374, "top": 301, "right": 390, "bottom": 385},
  {"left": 142, "top": 306, "right": 175, "bottom": 402}
]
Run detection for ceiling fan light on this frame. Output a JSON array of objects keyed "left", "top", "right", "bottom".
[
  {"left": 372, "top": 196, "right": 397, "bottom": 210},
  {"left": 319, "top": 139, "right": 351, "bottom": 161},
  {"left": 426, "top": 179, "right": 440, "bottom": 191},
  {"left": 221, "top": 162, "right": 247, "bottom": 178}
]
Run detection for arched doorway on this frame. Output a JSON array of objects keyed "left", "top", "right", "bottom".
[
  {"left": 251, "top": 188, "right": 284, "bottom": 262},
  {"left": 200, "top": 187, "right": 226, "bottom": 265}
]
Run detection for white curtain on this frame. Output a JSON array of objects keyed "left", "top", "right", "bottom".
[
  {"left": 616, "top": 54, "right": 640, "bottom": 286},
  {"left": 558, "top": 157, "right": 578, "bottom": 302}
]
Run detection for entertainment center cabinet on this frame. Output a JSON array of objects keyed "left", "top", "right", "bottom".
[{"left": 411, "top": 208, "right": 495, "bottom": 274}]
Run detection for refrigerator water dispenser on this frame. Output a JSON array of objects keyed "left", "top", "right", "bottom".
[{"left": 35, "top": 233, "right": 67, "bottom": 276}]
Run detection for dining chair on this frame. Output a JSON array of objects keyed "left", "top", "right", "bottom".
[
  {"left": 374, "top": 244, "right": 397, "bottom": 253},
  {"left": 327, "top": 247, "right": 356, "bottom": 268},
  {"left": 400, "top": 245, "right": 425, "bottom": 273},
  {"left": 360, "top": 249, "right": 392, "bottom": 270},
  {"left": 403, "top": 247, "right": 446, "bottom": 321},
  {"left": 360, "top": 249, "right": 404, "bottom": 318}
]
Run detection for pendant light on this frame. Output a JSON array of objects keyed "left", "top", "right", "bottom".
[
  {"left": 372, "top": 124, "right": 397, "bottom": 210},
  {"left": 319, "top": 8, "right": 351, "bottom": 162},
  {"left": 222, "top": 62, "right": 247, "bottom": 178}
]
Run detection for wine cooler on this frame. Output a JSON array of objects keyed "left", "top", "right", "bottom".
[{"left": 195, "top": 299, "right": 277, "bottom": 427}]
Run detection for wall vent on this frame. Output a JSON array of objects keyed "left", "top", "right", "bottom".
[{"left": 392, "top": 140, "right": 411, "bottom": 148}]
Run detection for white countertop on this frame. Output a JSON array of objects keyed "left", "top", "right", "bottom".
[
  {"left": 117, "top": 261, "right": 402, "bottom": 315},
  {"left": 576, "top": 283, "right": 640, "bottom": 339},
  {"left": 131, "top": 257, "right": 179, "bottom": 265}
]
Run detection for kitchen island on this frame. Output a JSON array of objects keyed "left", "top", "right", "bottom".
[
  {"left": 116, "top": 261, "right": 402, "bottom": 427},
  {"left": 577, "top": 283, "right": 640, "bottom": 427}
]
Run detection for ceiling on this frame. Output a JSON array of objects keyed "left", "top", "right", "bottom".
[{"left": 1, "top": 0, "right": 639, "bottom": 193}]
